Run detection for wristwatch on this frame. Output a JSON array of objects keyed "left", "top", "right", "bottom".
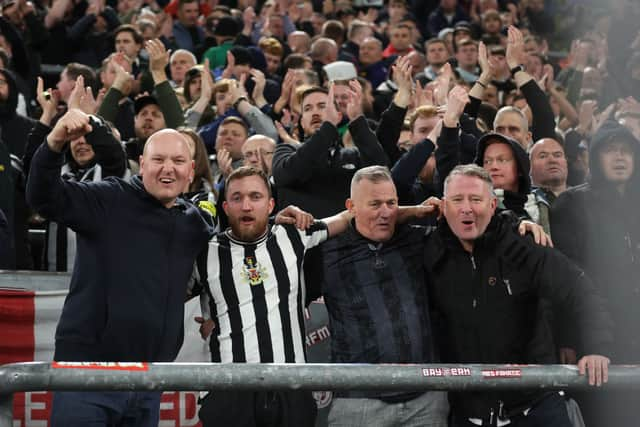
[
  {"left": 233, "top": 96, "right": 248, "bottom": 110},
  {"left": 510, "top": 65, "right": 525, "bottom": 76}
]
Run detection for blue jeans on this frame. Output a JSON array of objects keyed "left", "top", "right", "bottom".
[
  {"left": 328, "top": 391, "right": 449, "bottom": 427},
  {"left": 51, "top": 391, "right": 161, "bottom": 427}
]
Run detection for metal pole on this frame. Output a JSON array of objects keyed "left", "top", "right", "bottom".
[{"left": 2, "top": 362, "right": 640, "bottom": 394}]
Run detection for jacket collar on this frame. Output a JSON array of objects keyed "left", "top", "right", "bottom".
[{"left": 130, "top": 175, "right": 189, "bottom": 211}]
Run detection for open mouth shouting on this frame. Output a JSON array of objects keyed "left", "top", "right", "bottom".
[{"left": 240, "top": 215, "right": 256, "bottom": 225}]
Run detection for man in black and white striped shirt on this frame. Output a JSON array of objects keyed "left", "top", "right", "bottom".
[{"left": 198, "top": 166, "right": 350, "bottom": 427}]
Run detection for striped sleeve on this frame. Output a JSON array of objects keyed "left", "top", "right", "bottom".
[{"left": 300, "top": 221, "right": 329, "bottom": 249}]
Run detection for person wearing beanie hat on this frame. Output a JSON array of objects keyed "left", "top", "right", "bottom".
[
  {"left": 202, "top": 16, "right": 240, "bottom": 70},
  {"left": 552, "top": 120, "right": 640, "bottom": 427}
]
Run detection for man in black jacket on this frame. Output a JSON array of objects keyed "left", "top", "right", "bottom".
[
  {"left": 26, "top": 109, "right": 214, "bottom": 427},
  {"left": 272, "top": 81, "right": 388, "bottom": 219},
  {"left": 551, "top": 120, "right": 640, "bottom": 427},
  {"left": 425, "top": 164, "right": 612, "bottom": 427}
]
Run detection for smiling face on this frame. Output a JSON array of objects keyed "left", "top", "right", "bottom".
[
  {"left": 347, "top": 178, "right": 398, "bottom": 242},
  {"left": 443, "top": 174, "right": 497, "bottom": 252},
  {"left": 599, "top": 140, "right": 635, "bottom": 184},
  {"left": 139, "top": 130, "right": 194, "bottom": 208},
  {"left": 70, "top": 136, "right": 95, "bottom": 166},
  {"left": 223, "top": 174, "right": 274, "bottom": 241}
]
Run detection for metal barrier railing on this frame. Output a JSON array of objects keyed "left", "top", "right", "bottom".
[{"left": 1, "top": 362, "right": 640, "bottom": 426}]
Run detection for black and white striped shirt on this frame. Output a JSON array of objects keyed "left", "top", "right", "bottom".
[{"left": 205, "top": 222, "right": 328, "bottom": 363}]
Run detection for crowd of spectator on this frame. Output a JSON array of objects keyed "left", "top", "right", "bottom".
[{"left": 1, "top": 0, "right": 640, "bottom": 425}]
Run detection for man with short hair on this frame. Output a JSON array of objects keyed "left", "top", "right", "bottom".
[
  {"left": 114, "top": 24, "right": 144, "bottom": 67},
  {"left": 241, "top": 134, "right": 276, "bottom": 176},
  {"left": 173, "top": 0, "right": 205, "bottom": 53},
  {"left": 57, "top": 63, "right": 97, "bottom": 103},
  {"left": 197, "top": 166, "right": 350, "bottom": 427},
  {"left": 529, "top": 137, "right": 568, "bottom": 199},
  {"left": 382, "top": 24, "right": 414, "bottom": 58},
  {"left": 272, "top": 83, "right": 388, "bottom": 218},
  {"left": 358, "top": 37, "right": 388, "bottom": 89},
  {"left": 493, "top": 106, "right": 532, "bottom": 150},
  {"left": 288, "top": 30, "right": 311, "bottom": 54},
  {"left": 426, "top": 164, "right": 612, "bottom": 427},
  {"left": 169, "top": 49, "right": 197, "bottom": 87},
  {"left": 27, "top": 111, "right": 214, "bottom": 426},
  {"left": 529, "top": 137, "right": 568, "bottom": 236},
  {"left": 342, "top": 20, "right": 373, "bottom": 64},
  {"left": 316, "top": 166, "right": 449, "bottom": 427},
  {"left": 214, "top": 116, "right": 249, "bottom": 179},
  {"left": 418, "top": 38, "right": 449, "bottom": 82},
  {"left": 454, "top": 38, "right": 480, "bottom": 83},
  {"left": 310, "top": 37, "right": 338, "bottom": 86}
]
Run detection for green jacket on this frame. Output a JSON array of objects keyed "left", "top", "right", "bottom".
[{"left": 97, "top": 80, "right": 185, "bottom": 131}]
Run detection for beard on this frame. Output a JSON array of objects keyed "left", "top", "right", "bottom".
[{"left": 228, "top": 214, "right": 269, "bottom": 242}]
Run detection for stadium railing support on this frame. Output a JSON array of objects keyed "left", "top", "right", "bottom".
[{"left": 1, "top": 362, "right": 640, "bottom": 427}]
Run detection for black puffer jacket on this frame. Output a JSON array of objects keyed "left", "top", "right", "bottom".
[
  {"left": 552, "top": 120, "right": 640, "bottom": 362},
  {"left": 425, "top": 214, "right": 612, "bottom": 419}
]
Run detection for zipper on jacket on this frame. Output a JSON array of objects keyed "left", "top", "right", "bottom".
[{"left": 470, "top": 254, "right": 478, "bottom": 309}]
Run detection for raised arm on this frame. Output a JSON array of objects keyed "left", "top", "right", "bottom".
[
  {"left": 506, "top": 26, "right": 556, "bottom": 140},
  {"left": 26, "top": 109, "right": 112, "bottom": 234},
  {"left": 346, "top": 80, "right": 389, "bottom": 166},
  {"left": 375, "top": 56, "right": 412, "bottom": 165},
  {"left": 147, "top": 38, "right": 184, "bottom": 128}
]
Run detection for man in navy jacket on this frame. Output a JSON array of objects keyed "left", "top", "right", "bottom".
[{"left": 26, "top": 109, "right": 214, "bottom": 427}]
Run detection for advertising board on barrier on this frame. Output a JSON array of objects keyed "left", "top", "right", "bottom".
[{"left": 0, "top": 288, "right": 333, "bottom": 427}]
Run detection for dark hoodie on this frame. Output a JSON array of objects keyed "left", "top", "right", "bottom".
[
  {"left": 474, "top": 132, "right": 532, "bottom": 219},
  {"left": 0, "top": 69, "right": 36, "bottom": 158},
  {"left": 552, "top": 120, "right": 640, "bottom": 363}
]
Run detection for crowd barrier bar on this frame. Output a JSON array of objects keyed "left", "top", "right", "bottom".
[{"left": 1, "top": 362, "right": 640, "bottom": 426}]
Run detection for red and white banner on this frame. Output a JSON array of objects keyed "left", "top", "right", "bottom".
[{"left": 0, "top": 288, "right": 209, "bottom": 427}]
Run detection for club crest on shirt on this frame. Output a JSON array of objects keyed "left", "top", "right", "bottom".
[{"left": 241, "top": 256, "right": 268, "bottom": 286}]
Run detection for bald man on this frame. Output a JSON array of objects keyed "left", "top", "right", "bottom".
[
  {"left": 241, "top": 134, "right": 276, "bottom": 176},
  {"left": 288, "top": 30, "right": 312, "bottom": 54},
  {"left": 26, "top": 110, "right": 214, "bottom": 426}
]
